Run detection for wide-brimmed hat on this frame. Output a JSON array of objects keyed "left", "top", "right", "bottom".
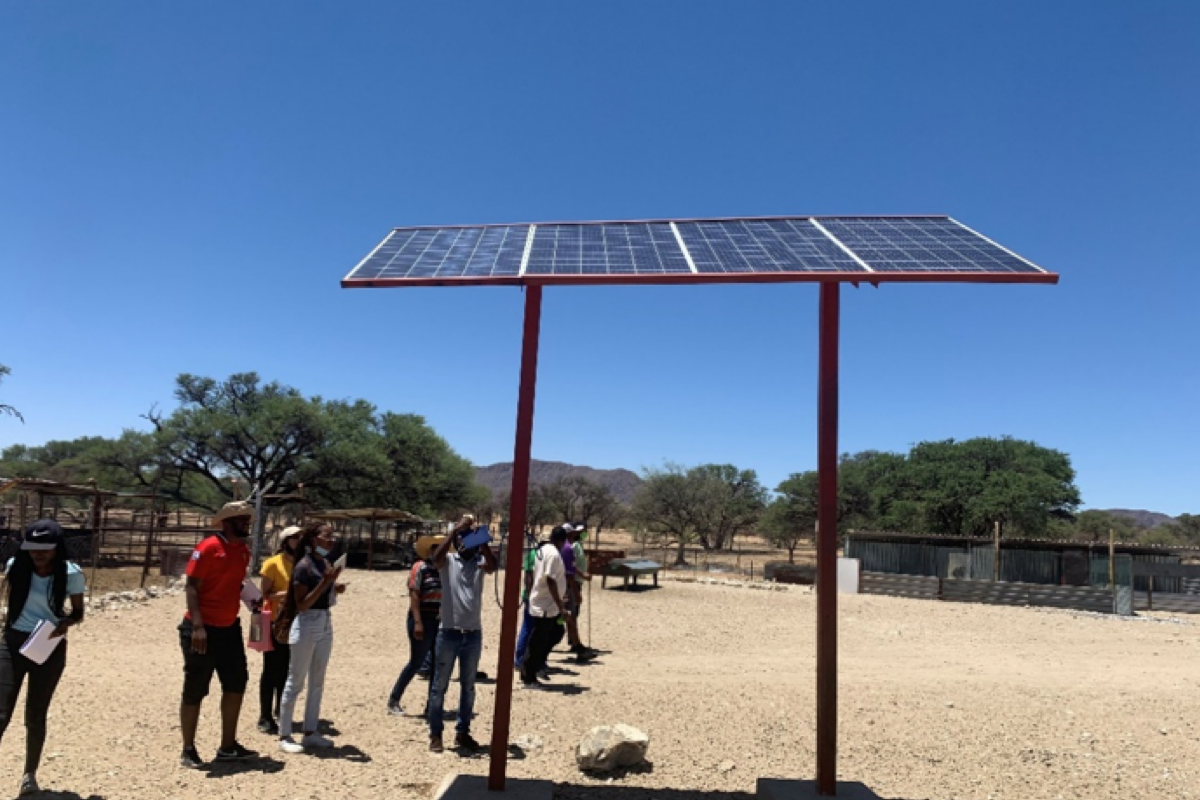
[
  {"left": 211, "top": 501, "right": 255, "bottom": 528},
  {"left": 271, "top": 525, "right": 302, "bottom": 551},
  {"left": 22, "top": 519, "right": 64, "bottom": 551},
  {"left": 415, "top": 535, "right": 446, "bottom": 560}
]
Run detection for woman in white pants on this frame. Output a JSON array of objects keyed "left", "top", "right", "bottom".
[{"left": 277, "top": 522, "right": 344, "bottom": 753}]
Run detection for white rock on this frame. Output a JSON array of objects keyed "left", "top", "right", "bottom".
[{"left": 577, "top": 724, "right": 650, "bottom": 772}]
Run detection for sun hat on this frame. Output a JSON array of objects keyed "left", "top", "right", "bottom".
[
  {"left": 415, "top": 536, "right": 446, "bottom": 560},
  {"left": 271, "top": 525, "right": 302, "bottom": 551},
  {"left": 22, "top": 519, "right": 64, "bottom": 551},
  {"left": 211, "top": 500, "right": 255, "bottom": 528}
]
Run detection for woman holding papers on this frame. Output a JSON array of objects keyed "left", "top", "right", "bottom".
[
  {"left": 277, "top": 521, "right": 345, "bottom": 754},
  {"left": 0, "top": 520, "right": 84, "bottom": 797}
]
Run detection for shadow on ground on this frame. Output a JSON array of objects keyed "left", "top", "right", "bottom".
[
  {"left": 202, "top": 755, "right": 286, "bottom": 778},
  {"left": 36, "top": 793, "right": 107, "bottom": 800},
  {"left": 556, "top": 779, "right": 913, "bottom": 800}
]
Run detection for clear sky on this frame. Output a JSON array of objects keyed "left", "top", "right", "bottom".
[{"left": 1, "top": 2, "right": 1196, "bottom": 515}]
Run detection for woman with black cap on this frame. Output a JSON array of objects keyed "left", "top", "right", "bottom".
[{"left": 1, "top": 519, "right": 85, "bottom": 797}]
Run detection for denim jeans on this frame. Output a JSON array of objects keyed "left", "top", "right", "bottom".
[
  {"left": 388, "top": 608, "right": 439, "bottom": 708},
  {"left": 278, "top": 610, "right": 333, "bottom": 737},
  {"left": 427, "top": 628, "right": 481, "bottom": 738},
  {"left": 513, "top": 602, "right": 533, "bottom": 668}
]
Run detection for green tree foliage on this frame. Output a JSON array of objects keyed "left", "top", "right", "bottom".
[
  {"left": 0, "top": 363, "right": 22, "bottom": 423},
  {"left": 632, "top": 463, "right": 765, "bottom": 564},
  {"left": 1072, "top": 509, "right": 1141, "bottom": 543},
  {"left": 1153, "top": 514, "right": 1200, "bottom": 547},
  {"left": 759, "top": 471, "right": 819, "bottom": 562}
]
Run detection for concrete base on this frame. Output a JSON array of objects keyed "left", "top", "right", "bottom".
[
  {"left": 433, "top": 774, "right": 554, "bottom": 800},
  {"left": 758, "top": 778, "right": 885, "bottom": 800}
]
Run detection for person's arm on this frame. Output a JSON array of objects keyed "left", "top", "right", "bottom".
[
  {"left": 294, "top": 565, "right": 340, "bottom": 612},
  {"left": 51, "top": 593, "right": 85, "bottom": 639},
  {"left": 545, "top": 576, "right": 569, "bottom": 618},
  {"left": 480, "top": 539, "right": 498, "bottom": 574},
  {"left": 433, "top": 521, "right": 467, "bottom": 570},
  {"left": 409, "top": 587, "right": 425, "bottom": 639},
  {"left": 185, "top": 576, "right": 207, "bottom": 654}
]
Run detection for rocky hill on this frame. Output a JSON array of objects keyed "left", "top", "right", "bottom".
[
  {"left": 1101, "top": 509, "right": 1176, "bottom": 530},
  {"left": 475, "top": 460, "right": 641, "bottom": 504}
]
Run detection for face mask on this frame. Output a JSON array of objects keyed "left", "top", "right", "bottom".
[{"left": 315, "top": 545, "right": 330, "bottom": 557}]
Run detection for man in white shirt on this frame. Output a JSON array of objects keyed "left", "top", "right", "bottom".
[{"left": 519, "top": 527, "right": 571, "bottom": 689}]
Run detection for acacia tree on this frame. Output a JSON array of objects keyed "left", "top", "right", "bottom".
[
  {"left": 632, "top": 464, "right": 703, "bottom": 565},
  {"left": 690, "top": 464, "right": 767, "bottom": 551},
  {"left": 0, "top": 364, "right": 22, "bottom": 422},
  {"left": 759, "top": 471, "right": 819, "bottom": 562}
]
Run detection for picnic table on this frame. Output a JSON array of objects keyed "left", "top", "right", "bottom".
[{"left": 602, "top": 558, "right": 663, "bottom": 589}]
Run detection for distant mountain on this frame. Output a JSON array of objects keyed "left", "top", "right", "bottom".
[
  {"left": 474, "top": 460, "right": 641, "bottom": 505},
  {"left": 1101, "top": 509, "right": 1176, "bottom": 530}
]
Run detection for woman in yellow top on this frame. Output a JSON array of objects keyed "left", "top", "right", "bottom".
[{"left": 256, "top": 526, "right": 301, "bottom": 735}]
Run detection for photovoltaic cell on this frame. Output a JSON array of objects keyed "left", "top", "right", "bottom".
[
  {"left": 816, "top": 217, "right": 1041, "bottom": 274},
  {"left": 352, "top": 224, "right": 529, "bottom": 280},
  {"left": 676, "top": 219, "right": 865, "bottom": 273},
  {"left": 523, "top": 223, "right": 691, "bottom": 275}
]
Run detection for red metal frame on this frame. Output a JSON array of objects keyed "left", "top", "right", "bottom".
[
  {"left": 488, "top": 285, "right": 543, "bottom": 790},
  {"left": 816, "top": 283, "right": 840, "bottom": 795},
  {"left": 343, "top": 271, "right": 1057, "bottom": 289}
]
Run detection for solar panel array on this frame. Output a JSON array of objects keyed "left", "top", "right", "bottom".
[{"left": 344, "top": 216, "right": 1045, "bottom": 283}]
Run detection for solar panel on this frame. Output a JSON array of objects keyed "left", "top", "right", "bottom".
[
  {"left": 816, "top": 217, "right": 1042, "bottom": 274},
  {"left": 523, "top": 223, "right": 692, "bottom": 276},
  {"left": 350, "top": 224, "right": 529, "bottom": 280},
  {"left": 343, "top": 216, "right": 1050, "bottom": 286}
]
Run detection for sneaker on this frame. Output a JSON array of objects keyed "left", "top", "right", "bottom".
[
  {"left": 301, "top": 733, "right": 334, "bottom": 749},
  {"left": 179, "top": 747, "right": 204, "bottom": 769},
  {"left": 215, "top": 742, "right": 258, "bottom": 761},
  {"left": 454, "top": 732, "right": 482, "bottom": 751},
  {"left": 386, "top": 702, "right": 405, "bottom": 716},
  {"left": 279, "top": 736, "right": 305, "bottom": 754},
  {"left": 18, "top": 774, "right": 39, "bottom": 797},
  {"left": 257, "top": 718, "right": 279, "bottom": 735},
  {"left": 429, "top": 735, "right": 444, "bottom": 753}
]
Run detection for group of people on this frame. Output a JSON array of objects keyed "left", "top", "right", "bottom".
[{"left": 0, "top": 502, "right": 602, "bottom": 792}]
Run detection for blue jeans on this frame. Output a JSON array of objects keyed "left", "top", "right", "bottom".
[
  {"left": 427, "top": 628, "right": 481, "bottom": 738},
  {"left": 388, "top": 608, "right": 438, "bottom": 708},
  {"left": 514, "top": 603, "right": 534, "bottom": 667}
]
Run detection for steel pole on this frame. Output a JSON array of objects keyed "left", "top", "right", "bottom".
[
  {"left": 816, "top": 282, "right": 840, "bottom": 795},
  {"left": 488, "top": 285, "right": 544, "bottom": 790}
]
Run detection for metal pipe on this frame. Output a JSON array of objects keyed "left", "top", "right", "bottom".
[
  {"left": 816, "top": 282, "right": 840, "bottom": 795},
  {"left": 488, "top": 285, "right": 544, "bottom": 790}
]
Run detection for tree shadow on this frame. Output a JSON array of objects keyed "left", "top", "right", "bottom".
[
  {"left": 311, "top": 743, "right": 371, "bottom": 763},
  {"left": 202, "top": 755, "right": 286, "bottom": 778}
]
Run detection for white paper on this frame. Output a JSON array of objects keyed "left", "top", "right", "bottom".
[
  {"left": 333, "top": 553, "right": 347, "bottom": 571},
  {"left": 19, "top": 619, "right": 64, "bottom": 665},
  {"left": 240, "top": 581, "right": 263, "bottom": 612}
]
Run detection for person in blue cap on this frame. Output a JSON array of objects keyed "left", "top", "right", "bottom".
[{"left": 1, "top": 519, "right": 85, "bottom": 797}]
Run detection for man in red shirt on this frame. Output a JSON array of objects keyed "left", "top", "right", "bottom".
[{"left": 178, "top": 501, "right": 259, "bottom": 769}]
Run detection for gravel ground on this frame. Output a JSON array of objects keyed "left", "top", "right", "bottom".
[{"left": 0, "top": 568, "right": 1196, "bottom": 800}]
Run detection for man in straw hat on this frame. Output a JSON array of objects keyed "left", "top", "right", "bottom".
[
  {"left": 178, "top": 501, "right": 260, "bottom": 769},
  {"left": 386, "top": 534, "right": 444, "bottom": 716}
]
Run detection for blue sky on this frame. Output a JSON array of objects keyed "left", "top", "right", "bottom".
[{"left": 1, "top": 2, "right": 1196, "bottom": 515}]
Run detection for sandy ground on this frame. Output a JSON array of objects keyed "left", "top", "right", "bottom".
[{"left": 0, "top": 567, "right": 1196, "bottom": 800}]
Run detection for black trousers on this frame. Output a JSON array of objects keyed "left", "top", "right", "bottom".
[
  {"left": 0, "top": 627, "right": 68, "bottom": 775},
  {"left": 520, "top": 615, "right": 564, "bottom": 683},
  {"left": 259, "top": 641, "right": 291, "bottom": 721}
]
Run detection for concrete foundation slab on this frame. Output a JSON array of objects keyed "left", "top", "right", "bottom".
[
  {"left": 757, "top": 778, "right": 886, "bottom": 800},
  {"left": 433, "top": 774, "right": 554, "bottom": 800}
]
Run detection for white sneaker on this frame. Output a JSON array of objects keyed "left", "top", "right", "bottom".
[
  {"left": 279, "top": 736, "right": 305, "bottom": 754},
  {"left": 301, "top": 733, "right": 334, "bottom": 749}
]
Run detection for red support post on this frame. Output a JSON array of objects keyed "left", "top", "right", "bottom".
[
  {"left": 488, "top": 285, "right": 544, "bottom": 790},
  {"left": 816, "top": 281, "right": 840, "bottom": 795}
]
